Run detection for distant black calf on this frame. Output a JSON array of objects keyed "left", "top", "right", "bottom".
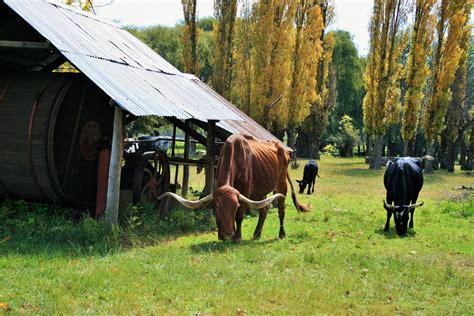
[
  {"left": 383, "top": 157, "right": 425, "bottom": 236},
  {"left": 296, "top": 160, "right": 319, "bottom": 194}
]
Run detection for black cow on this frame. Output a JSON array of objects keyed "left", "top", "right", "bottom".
[
  {"left": 296, "top": 160, "right": 319, "bottom": 194},
  {"left": 383, "top": 157, "right": 425, "bottom": 236}
]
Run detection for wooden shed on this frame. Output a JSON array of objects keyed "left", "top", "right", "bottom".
[{"left": 0, "top": 0, "right": 288, "bottom": 223}]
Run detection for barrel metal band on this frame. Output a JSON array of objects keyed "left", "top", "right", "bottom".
[
  {"left": 0, "top": 80, "right": 14, "bottom": 102},
  {"left": 27, "top": 81, "right": 54, "bottom": 201}
]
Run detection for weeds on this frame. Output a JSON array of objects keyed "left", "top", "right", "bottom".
[{"left": 0, "top": 199, "right": 215, "bottom": 256}]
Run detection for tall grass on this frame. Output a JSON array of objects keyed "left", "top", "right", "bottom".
[{"left": 0, "top": 157, "right": 472, "bottom": 313}]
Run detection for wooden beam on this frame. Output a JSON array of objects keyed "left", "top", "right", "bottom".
[
  {"left": 182, "top": 120, "right": 191, "bottom": 197},
  {"left": 0, "top": 40, "right": 52, "bottom": 49},
  {"left": 189, "top": 118, "right": 230, "bottom": 145},
  {"left": 166, "top": 117, "right": 207, "bottom": 145},
  {"left": 106, "top": 105, "right": 124, "bottom": 225},
  {"left": 171, "top": 123, "right": 177, "bottom": 157},
  {"left": 169, "top": 157, "right": 207, "bottom": 167},
  {"left": 204, "top": 120, "right": 217, "bottom": 196}
]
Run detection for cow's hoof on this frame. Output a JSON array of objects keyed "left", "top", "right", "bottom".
[
  {"left": 252, "top": 234, "right": 261, "bottom": 240},
  {"left": 383, "top": 227, "right": 389, "bottom": 232}
]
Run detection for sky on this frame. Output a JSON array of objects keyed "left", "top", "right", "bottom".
[{"left": 94, "top": 0, "right": 373, "bottom": 55}]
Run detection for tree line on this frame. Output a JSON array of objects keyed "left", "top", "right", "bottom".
[
  {"left": 132, "top": 0, "right": 364, "bottom": 161},
  {"left": 180, "top": 0, "right": 473, "bottom": 172},
  {"left": 68, "top": 0, "right": 473, "bottom": 172},
  {"left": 363, "top": 0, "right": 473, "bottom": 171}
]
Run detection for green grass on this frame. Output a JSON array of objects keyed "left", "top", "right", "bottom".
[{"left": 1, "top": 157, "right": 473, "bottom": 313}]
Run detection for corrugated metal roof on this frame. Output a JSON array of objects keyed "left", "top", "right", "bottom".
[
  {"left": 3, "top": 0, "right": 291, "bottom": 150},
  {"left": 4, "top": 0, "right": 242, "bottom": 121},
  {"left": 187, "top": 77, "right": 291, "bottom": 150}
]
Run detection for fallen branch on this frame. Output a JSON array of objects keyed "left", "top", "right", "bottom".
[{"left": 454, "top": 185, "right": 474, "bottom": 190}]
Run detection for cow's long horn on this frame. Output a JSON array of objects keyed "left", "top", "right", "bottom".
[
  {"left": 407, "top": 202, "right": 424, "bottom": 211},
  {"left": 239, "top": 193, "right": 285, "bottom": 209},
  {"left": 156, "top": 192, "right": 213, "bottom": 209},
  {"left": 383, "top": 200, "right": 396, "bottom": 211}
]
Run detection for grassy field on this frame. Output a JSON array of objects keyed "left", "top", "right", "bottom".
[{"left": 1, "top": 156, "right": 473, "bottom": 314}]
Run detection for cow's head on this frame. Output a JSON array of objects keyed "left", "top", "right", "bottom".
[
  {"left": 383, "top": 201, "right": 424, "bottom": 235},
  {"left": 295, "top": 179, "right": 307, "bottom": 194},
  {"left": 157, "top": 187, "right": 284, "bottom": 241}
]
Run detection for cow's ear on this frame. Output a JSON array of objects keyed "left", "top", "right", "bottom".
[{"left": 296, "top": 180, "right": 301, "bottom": 183}]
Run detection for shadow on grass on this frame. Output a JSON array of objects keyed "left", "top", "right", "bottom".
[
  {"left": 331, "top": 166, "right": 384, "bottom": 178},
  {"left": 191, "top": 238, "right": 277, "bottom": 253},
  {"left": 0, "top": 200, "right": 215, "bottom": 259},
  {"left": 374, "top": 228, "right": 417, "bottom": 239}
]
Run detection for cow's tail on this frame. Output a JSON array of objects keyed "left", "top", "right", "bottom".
[{"left": 286, "top": 172, "right": 311, "bottom": 213}]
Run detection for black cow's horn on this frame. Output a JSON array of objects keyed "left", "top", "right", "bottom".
[
  {"left": 156, "top": 192, "right": 213, "bottom": 209},
  {"left": 407, "top": 202, "right": 424, "bottom": 211},
  {"left": 383, "top": 200, "right": 396, "bottom": 211},
  {"left": 239, "top": 193, "right": 285, "bottom": 209}
]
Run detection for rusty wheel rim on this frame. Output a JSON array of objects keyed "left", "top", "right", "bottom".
[{"left": 132, "top": 149, "right": 170, "bottom": 205}]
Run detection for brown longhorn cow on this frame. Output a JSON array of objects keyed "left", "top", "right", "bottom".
[{"left": 157, "top": 134, "right": 309, "bottom": 242}]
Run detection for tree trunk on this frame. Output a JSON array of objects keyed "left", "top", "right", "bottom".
[
  {"left": 445, "top": 139, "right": 457, "bottom": 173},
  {"left": 424, "top": 142, "right": 435, "bottom": 173},
  {"left": 439, "top": 133, "right": 448, "bottom": 169},
  {"left": 366, "top": 136, "right": 373, "bottom": 165},
  {"left": 309, "top": 138, "right": 321, "bottom": 160},
  {"left": 402, "top": 141, "right": 408, "bottom": 157},
  {"left": 460, "top": 136, "right": 468, "bottom": 170},
  {"left": 370, "top": 134, "right": 383, "bottom": 169},
  {"left": 287, "top": 125, "right": 296, "bottom": 151},
  {"left": 466, "top": 126, "right": 474, "bottom": 170}
]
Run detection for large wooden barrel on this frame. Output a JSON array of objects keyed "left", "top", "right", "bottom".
[{"left": 0, "top": 72, "right": 114, "bottom": 208}]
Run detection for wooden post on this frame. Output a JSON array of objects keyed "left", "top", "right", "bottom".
[
  {"left": 106, "top": 105, "right": 124, "bottom": 225},
  {"left": 171, "top": 123, "right": 177, "bottom": 157},
  {"left": 171, "top": 123, "right": 179, "bottom": 191},
  {"left": 182, "top": 120, "right": 191, "bottom": 197},
  {"left": 95, "top": 148, "right": 111, "bottom": 217},
  {"left": 204, "top": 120, "right": 217, "bottom": 196}
]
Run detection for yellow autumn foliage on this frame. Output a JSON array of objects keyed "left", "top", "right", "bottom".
[
  {"left": 401, "top": 0, "right": 435, "bottom": 143},
  {"left": 363, "top": 0, "right": 409, "bottom": 137},
  {"left": 251, "top": 0, "right": 295, "bottom": 131},
  {"left": 422, "top": 0, "right": 469, "bottom": 143},
  {"left": 288, "top": 3, "right": 324, "bottom": 134},
  {"left": 181, "top": 0, "right": 200, "bottom": 75}
]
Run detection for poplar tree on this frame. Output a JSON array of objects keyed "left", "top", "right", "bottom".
[
  {"left": 287, "top": 1, "right": 324, "bottom": 150},
  {"left": 363, "top": 0, "right": 409, "bottom": 169},
  {"left": 213, "top": 0, "right": 238, "bottom": 99},
  {"left": 401, "top": 0, "right": 435, "bottom": 156},
  {"left": 460, "top": 36, "right": 474, "bottom": 170},
  {"left": 232, "top": 0, "right": 254, "bottom": 115},
  {"left": 251, "top": 0, "right": 295, "bottom": 133},
  {"left": 295, "top": 1, "right": 335, "bottom": 159},
  {"left": 182, "top": 0, "right": 199, "bottom": 75},
  {"left": 302, "top": 32, "right": 336, "bottom": 158},
  {"left": 442, "top": 3, "right": 471, "bottom": 172},
  {"left": 422, "top": 0, "right": 469, "bottom": 172}
]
